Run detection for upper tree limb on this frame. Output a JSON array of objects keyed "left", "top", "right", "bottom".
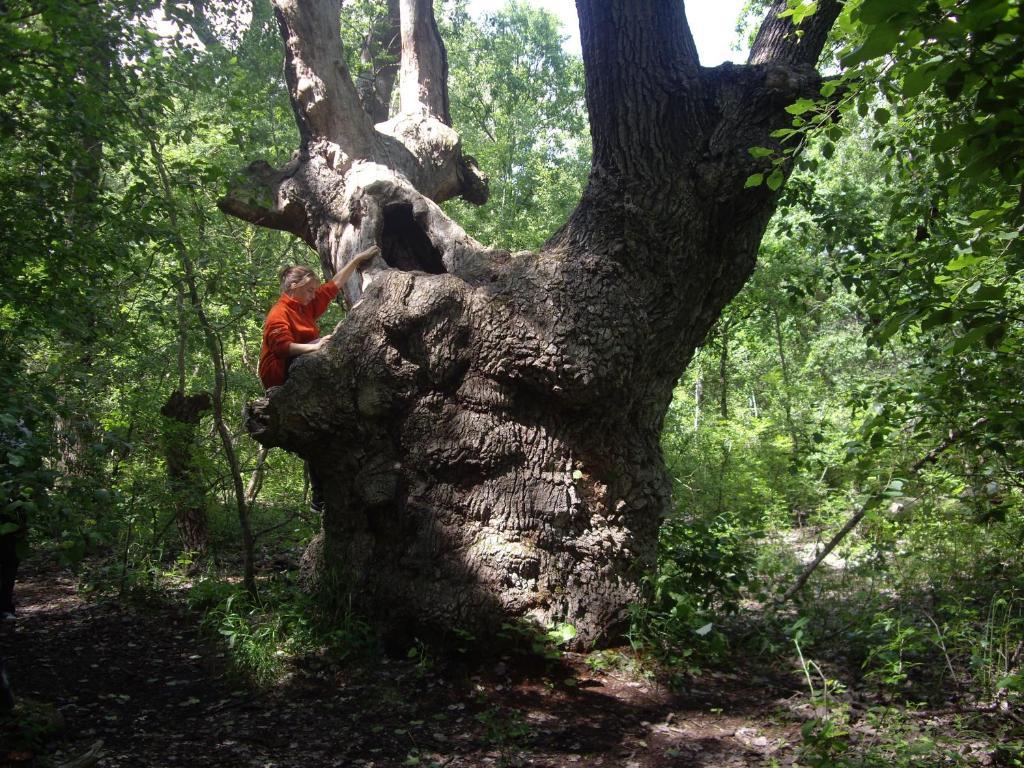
[{"left": 748, "top": 0, "right": 843, "bottom": 66}]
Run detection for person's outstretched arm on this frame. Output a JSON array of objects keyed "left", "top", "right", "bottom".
[{"left": 331, "top": 245, "right": 380, "bottom": 289}]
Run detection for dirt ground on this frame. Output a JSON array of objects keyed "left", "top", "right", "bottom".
[{"left": 0, "top": 563, "right": 825, "bottom": 768}]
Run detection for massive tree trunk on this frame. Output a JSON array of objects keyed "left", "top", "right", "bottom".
[{"left": 222, "top": 0, "right": 841, "bottom": 646}]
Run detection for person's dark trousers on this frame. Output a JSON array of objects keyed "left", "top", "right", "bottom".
[
  {"left": 308, "top": 462, "right": 325, "bottom": 513},
  {"left": 0, "top": 530, "right": 18, "bottom": 615}
]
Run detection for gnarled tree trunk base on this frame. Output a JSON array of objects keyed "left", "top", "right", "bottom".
[{"left": 229, "top": 0, "right": 841, "bottom": 649}]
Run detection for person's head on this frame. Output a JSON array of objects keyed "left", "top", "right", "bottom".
[{"left": 279, "top": 265, "right": 317, "bottom": 305}]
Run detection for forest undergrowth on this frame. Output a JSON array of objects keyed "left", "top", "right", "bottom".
[
  {"left": 4, "top": 0, "right": 1024, "bottom": 765},
  {"left": 4, "top": 504, "right": 1022, "bottom": 767}
]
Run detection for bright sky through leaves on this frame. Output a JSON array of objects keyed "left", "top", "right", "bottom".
[{"left": 466, "top": 0, "right": 750, "bottom": 65}]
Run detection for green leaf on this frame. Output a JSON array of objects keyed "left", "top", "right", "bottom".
[
  {"left": 971, "top": 285, "right": 1007, "bottom": 302},
  {"left": 546, "top": 623, "right": 577, "bottom": 646},
  {"left": 748, "top": 146, "right": 774, "bottom": 158},
  {"left": 785, "top": 98, "right": 818, "bottom": 115},
  {"left": 857, "top": 0, "right": 917, "bottom": 24},
  {"left": 902, "top": 65, "right": 937, "bottom": 97},
  {"left": 790, "top": 1, "right": 819, "bottom": 26},
  {"left": 744, "top": 173, "right": 765, "bottom": 188},
  {"left": 766, "top": 169, "right": 785, "bottom": 191},
  {"left": 842, "top": 26, "right": 900, "bottom": 67},
  {"left": 944, "top": 254, "right": 984, "bottom": 271},
  {"left": 920, "top": 308, "right": 954, "bottom": 331},
  {"left": 943, "top": 325, "right": 991, "bottom": 355},
  {"left": 997, "top": 673, "right": 1023, "bottom": 692},
  {"left": 985, "top": 325, "right": 1006, "bottom": 349},
  {"left": 964, "top": 148, "right": 1002, "bottom": 180},
  {"left": 0, "top": 522, "right": 19, "bottom": 536},
  {"left": 943, "top": 68, "right": 966, "bottom": 100},
  {"left": 873, "top": 107, "right": 891, "bottom": 124},
  {"left": 931, "top": 121, "right": 972, "bottom": 153}
]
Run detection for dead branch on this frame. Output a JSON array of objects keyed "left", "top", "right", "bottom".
[{"left": 781, "top": 417, "right": 992, "bottom": 603}]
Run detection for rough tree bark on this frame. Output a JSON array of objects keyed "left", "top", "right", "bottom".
[
  {"left": 222, "top": 0, "right": 842, "bottom": 646},
  {"left": 159, "top": 391, "right": 213, "bottom": 556}
]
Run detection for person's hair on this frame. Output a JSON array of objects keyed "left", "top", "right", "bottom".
[{"left": 279, "top": 265, "right": 316, "bottom": 294}]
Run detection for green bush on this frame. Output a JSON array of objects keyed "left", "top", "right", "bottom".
[{"left": 191, "top": 578, "right": 375, "bottom": 684}]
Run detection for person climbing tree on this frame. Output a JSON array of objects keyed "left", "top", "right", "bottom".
[
  {"left": 259, "top": 244, "right": 380, "bottom": 512},
  {"left": 258, "top": 244, "right": 381, "bottom": 390}
]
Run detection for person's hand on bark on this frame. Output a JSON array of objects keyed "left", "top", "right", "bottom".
[
  {"left": 354, "top": 245, "right": 380, "bottom": 264},
  {"left": 332, "top": 244, "right": 381, "bottom": 289}
]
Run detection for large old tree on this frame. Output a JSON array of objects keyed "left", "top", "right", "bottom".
[{"left": 224, "top": 0, "right": 841, "bottom": 645}]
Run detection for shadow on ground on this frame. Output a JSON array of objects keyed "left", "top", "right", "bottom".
[{"left": 1, "top": 566, "right": 806, "bottom": 767}]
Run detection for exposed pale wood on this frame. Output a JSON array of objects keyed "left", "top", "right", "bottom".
[
  {"left": 273, "top": 0, "right": 376, "bottom": 155},
  {"left": 245, "top": 445, "right": 272, "bottom": 505},
  {"left": 398, "top": 0, "right": 450, "bottom": 121}
]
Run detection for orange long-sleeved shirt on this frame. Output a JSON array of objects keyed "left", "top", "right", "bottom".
[{"left": 258, "top": 281, "right": 339, "bottom": 389}]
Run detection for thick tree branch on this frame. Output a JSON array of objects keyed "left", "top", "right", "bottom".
[
  {"left": 576, "top": 0, "right": 699, "bottom": 173},
  {"left": 748, "top": 0, "right": 843, "bottom": 67},
  {"left": 216, "top": 196, "right": 309, "bottom": 245},
  {"left": 216, "top": 159, "right": 315, "bottom": 247},
  {"left": 355, "top": 0, "right": 401, "bottom": 124},
  {"left": 398, "top": 0, "right": 451, "bottom": 122},
  {"left": 273, "top": 0, "right": 376, "bottom": 157},
  {"left": 224, "top": 0, "right": 487, "bottom": 247}
]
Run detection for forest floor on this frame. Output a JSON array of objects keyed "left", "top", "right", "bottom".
[{"left": 0, "top": 560, "right": 1015, "bottom": 768}]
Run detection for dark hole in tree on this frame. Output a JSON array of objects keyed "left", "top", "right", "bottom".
[{"left": 380, "top": 203, "right": 446, "bottom": 274}]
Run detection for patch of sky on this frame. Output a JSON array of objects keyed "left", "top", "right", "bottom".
[{"left": 465, "top": 0, "right": 750, "bottom": 65}]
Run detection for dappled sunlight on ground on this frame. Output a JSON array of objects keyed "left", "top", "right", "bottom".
[{"left": 3, "top": 565, "right": 812, "bottom": 767}]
